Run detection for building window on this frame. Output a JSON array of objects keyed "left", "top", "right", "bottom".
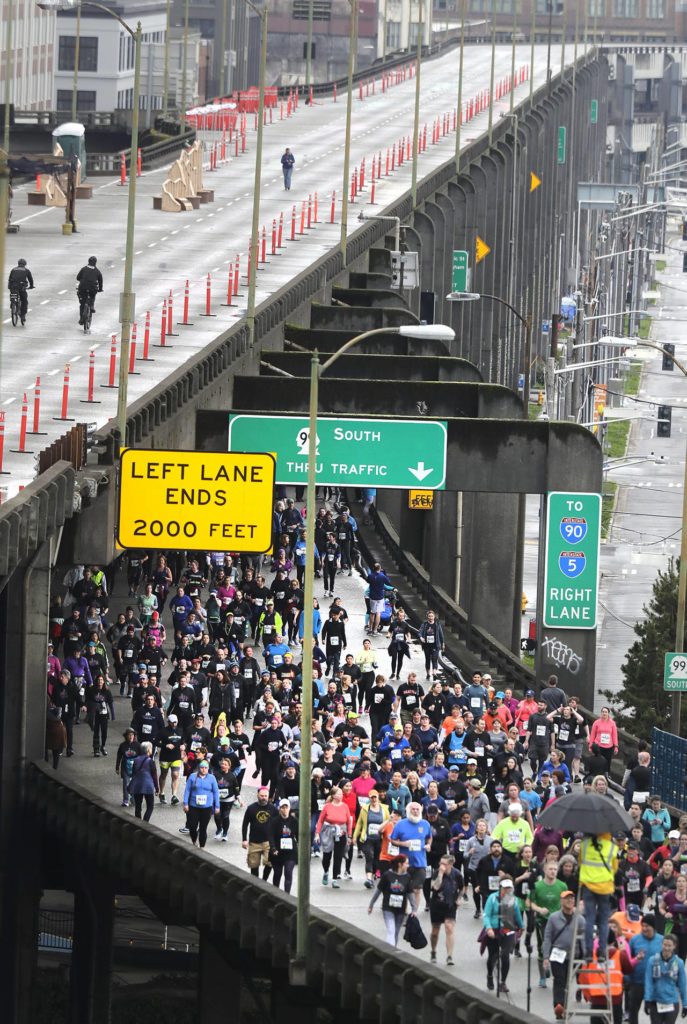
[
  {"left": 58, "top": 35, "right": 98, "bottom": 72},
  {"left": 647, "top": 0, "right": 665, "bottom": 14},
  {"left": 469, "top": 0, "right": 486, "bottom": 11},
  {"left": 613, "top": 0, "right": 638, "bottom": 14},
  {"left": 57, "top": 89, "right": 97, "bottom": 110},
  {"left": 386, "top": 19, "right": 400, "bottom": 48},
  {"left": 588, "top": 0, "right": 604, "bottom": 14}
]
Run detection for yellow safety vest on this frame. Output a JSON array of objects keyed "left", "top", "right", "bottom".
[{"left": 580, "top": 837, "right": 617, "bottom": 894}]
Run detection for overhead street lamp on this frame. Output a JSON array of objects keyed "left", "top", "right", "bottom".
[
  {"left": 290, "top": 322, "right": 454, "bottom": 981},
  {"left": 447, "top": 289, "right": 532, "bottom": 655},
  {"left": 3, "top": 0, "right": 12, "bottom": 156},
  {"left": 340, "top": 0, "right": 356, "bottom": 264},
  {"left": 243, "top": 0, "right": 268, "bottom": 348},
  {"left": 38, "top": 0, "right": 142, "bottom": 454}
]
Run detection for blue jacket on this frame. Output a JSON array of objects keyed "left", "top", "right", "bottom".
[
  {"left": 483, "top": 892, "right": 524, "bottom": 932},
  {"left": 184, "top": 770, "right": 220, "bottom": 812},
  {"left": 645, "top": 952, "right": 687, "bottom": 1006},
  {"left": 367, "top": 570, "right": 391, "bottom": 602},
  {"left": 629, "top": 932, "right": 663, "bottom": 985},
  {"left": 298, "top": 607, "right": 322, "bottom": 641}
]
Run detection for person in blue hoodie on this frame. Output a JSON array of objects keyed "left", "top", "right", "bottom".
[
  {"left": 644, "top": 932, "right": 687, "bottom": 1024},
  {"left": 627, "top": 914, "right": 664, "bottom": 1024},
  {"left": 183, "top": 760, "right": 220, "bottom": 849}
]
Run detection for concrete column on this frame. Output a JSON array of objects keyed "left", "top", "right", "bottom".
[
  {"left": 198, "top": 931, "right": 243, "bottom": 1017},
  {"left": 70, "top": 880, "right": 115, "bottom": 1024}
]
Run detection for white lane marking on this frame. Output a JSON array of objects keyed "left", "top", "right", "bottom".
[
  {"left": 40, "top": 299, "right": 50, "bottom": 305},
  {"left": 3, "top": 397, "right": 17, "bottom": 405},
  {"left": 47, "top": 369, "right": 60, "bottom": 376},
  {"left": 58, "top": 289, "right": 67, "bottom": 295}
]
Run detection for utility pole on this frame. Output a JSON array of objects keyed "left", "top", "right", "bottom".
[{"left": 306, "top": 0, "right": 313, "bottom": 88}]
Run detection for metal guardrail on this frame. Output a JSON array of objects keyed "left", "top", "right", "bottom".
[
  {"left": 0, "top": 462, "right": 75, "bottom": 578},
  {"left": 38, "top": 910, "right": 73, "bottom": 951},
  {"left": 651, "top": 729, "right": 687, "bottom": 813},
  {"left": 27, "top": 761, "right": 548, "bottom": 1024}
]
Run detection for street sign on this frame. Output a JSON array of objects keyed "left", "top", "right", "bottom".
[
  {"left": 228, "top": 415, "right": 448, "bottom": 489},
  {"left": 542, "top": 319, "right": 551, "bottom": 334},
  {"left": 557, "top": 126, "right": 566, "bottom": 164},
  {"left": 530, "top": 171, "right": 541, "bottom": 192},
  {"left": 476, "top": 236, "right": 491, "bottom": 263},
  {"left": 543, "top": 491, "right": 601, "bottom": 629},
  {"left": 117, "top": 448, "right": 275, "bottom": 551},
  {"left": 409, "top": 490, "right": 434, "bottom": 509},
  {"left": 452, "top": 250, "right": 468, "bottom": 292},
  {"left": 590, "top": 99, "right": 598, "bottom": 124},
  {"left": 664, "top": 653, "right": 687, "bottom": 691}
]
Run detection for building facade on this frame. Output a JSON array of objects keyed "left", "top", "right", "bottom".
[{"left": 2, "top": 0, "right": 56, "bottom": 113}]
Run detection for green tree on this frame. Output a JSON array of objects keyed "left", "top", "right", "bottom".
[{"left": 601, "top": 558, "right": 683, "bottom": 741}]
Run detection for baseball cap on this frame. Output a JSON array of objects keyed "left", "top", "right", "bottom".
[
  {"left": 627, "top": 904, "right": 641, "bottom": 922},
  {"left": 467, "top": 757, "right": 477, "bottom": 765},
  {"left": 560, "top": 890, "right": 575, "bottom": 899},
  {"left": 210, "top": 589, "right": 218, "bottom": 595},
  {"left": 508, "top": 803, "right": 522, "bottom": 815},
  {"left": 526, "top": 689, "right": 535, "bottom": 697},
  {"left": 389, "top": 712, "right": 399, "bottom": 719},
  {"left": 348, "top": 711, "right": 358, "bottom": 719},
  {"left": 285, "top": 761, "right": 296, "bottom": 768},
  {"left": 482, "top": 674, "right": 492, "bottom": 681},
  {"left": 279, "top": 798, "right": 291, "bottom": 807},
  {"left": 427, "top": 804, "right": 439, "bottom": 815},
  {"left": 168, "top": 714, "right": 178, "bottom": 723},
  {"left": 490, "top": 837, "right": 502, "bottom": 846},
  {"left": 669, "top": 830, "right": 680, "bottom": 839},
  {"left": 496, "top": 691, "right": 505, "bottom": 699},
  {"left": 448, "top": 765, "right": 460, "bottom": 772},
  {"left": 499, "top": 879, "right": 513, "bottom": 888},
  {"left": 469, "top": 779, "right": 482, "bottom": 789}
]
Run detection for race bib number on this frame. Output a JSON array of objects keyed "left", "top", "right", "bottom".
[
  {"left": 508, "top": 830, "right": 521, "bottom": 844},
  {"left": 458, "top": 840, "right": 467, "bottom": 852},
  {"left": 600, "top": 732, "right": 611, "bottom": 745},
  {"left": 281, "top": 838, "right": 293, "bottom": 850},
  {"left": 657, "top": 1006, "right": 675, "bottom": 1015},
  {"left": 550, "top": 947, "right": 567, "bottom": 964},
  {"left": 142, "top": 724, "right": 152, "bottom": 734},
  {"left": 374, "top": 693, "right": 383, "bottom": 703},
  {"left": 389, "top": 894, "right": 403, "bottom": 908},
  {"left": 426, "top": 632, "right": 434, "bottom": 644},
  {"left": 368, "top": 823, "right": 380, "bottom": 837},
  {"left": 627, "top": 878, "right": 640, "bottom": 892},
  {"left": 218, "top": 788, "right": 229, "bottom": 799},
  {"left": 358, "top": 796, "right": 370, "bottom": 808},
  {"left": 179, "top": 700, "right": 189, "bottom": 709},
  {"left": 406, "top": 695, "right": 416, "bottom": 705},
  {"left": 388, "top": 843, "right": 400, "bottom": 856},
  {"left": 195, "top": 794, "right": 207, "bottom": 807},
  {"left": 488, "top": 875, "right": 499, "bottom": 891},
  {"left": 329, "top": 637, "right": 340, "bottom": 646},
  {"left": 126, "top": 649, "right": 133, "bottom": 658},
  {"left": 470, "top": 697, "right": 481, "bottom": 708},
  {"left": 408, "top": 839, "right": 422, "bottom": 852},
  {"left": 99, "top": 705, "right": 108, "bottom": 715},
  {"left": 473, "top": 744, "right": 484, "bottom": 757},
  {"left": 317, "top": 799, "right": 325, "bottom": 810},
  {"left": 559, "top": 727, "right": 569, "bottom": 742},
  {"left": 272, "top": 655, "right": 283, "bottom": 665},
  {"left": 390, "top": 748, "right": 402, "bottom": 760},
  {"left": 536, "top": 725, "right": 546, "bottom": 737},
  {"left": 268, "top": 742, "right": 279, "bottom": 752}
]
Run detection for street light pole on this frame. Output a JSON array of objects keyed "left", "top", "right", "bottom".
[
  {"left": 115, "top": 20, "right": 142, "bottom": 453},
  {"left": 245, "top": 0, "right": 268, "bottom": 348},
  {"left": 220, "top": 0, "right": 228, "bottom": 95},
  {"left": 410, "top": 0, "right": 422, "bottom": 207},
  {"left": 181, "top": 0, "right": 190, "bottom": 132},
  {"left": 4, "top": 0, "right": 13, "bottom": 156},
  {"left": 306, "top": 0, "right": 313, "bottom": 88},
  {"left": 454, "top": 0, "right": 465, "bottom": 173},
  {"left": 292, "top": 322, "right": 455, "bottom": 976},
  {"left": 163, "top": 0, "right": 171, "bottom": 116},
  {"left": 71, "top": 1, "right": 81, "bottom": 120},
  {"left": 488, "top": 0, "right": 496, "bottom": 145},
  {"left": 339, "top": 0, "right": 356, "bottom": 264}
]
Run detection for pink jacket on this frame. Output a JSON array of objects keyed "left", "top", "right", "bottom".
[{"left": 590, "top": 718, "right": 618, "bottom": 749}]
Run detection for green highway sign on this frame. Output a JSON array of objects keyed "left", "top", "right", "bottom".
[
  {"left": 664, "top": 652, "right": 687, "bottom": 691},
  {"left": 452, "top": 250, "right": 468, "bottom": 292},
  {"left": 590, "top": 99, "right": 598, "bottom": 124},
  {"left": 543, "top": 491, "right": 601, "bottom": 629},
  {"left": 557, "top": 126, "right": 566, "bottom": 164},
  {"left": 228, "top": 415, "right": 447, "bottom": 489}
]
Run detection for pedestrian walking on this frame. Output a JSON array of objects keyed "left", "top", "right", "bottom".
[
  {"left": 129, "top": 742, "right": 159, "bottom": 821},
  {"left": 183, "top": 760, "right": 220, "bottom": 849},
  {"left": 281, "top": 147, "right": 295, "bottom": 189}
]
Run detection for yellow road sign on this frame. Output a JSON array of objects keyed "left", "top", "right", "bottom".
[
  {"left": 409, "top": 489, "right": 434, "bottom": 509},
  {"left": 117, "top": 448, "right": 275, "bottom": 551},
  {"left": 530, "top": 171, "right": 541, "bottom": 192},
  {"left": 476, "top": 236, "right": 491, "bottom": 263}
]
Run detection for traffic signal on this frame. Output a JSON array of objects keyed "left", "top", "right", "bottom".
[
  {"left": 662, "top": 343, "right": 676, "bottom": 371},
  {"left": 658, "top": 406, "right": 672, "bottom": 438}
]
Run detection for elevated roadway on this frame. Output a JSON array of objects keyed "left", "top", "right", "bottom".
[{"left": 2, "top": 43, "right": 556, "bottom": 498}]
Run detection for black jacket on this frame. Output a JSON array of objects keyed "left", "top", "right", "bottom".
[
  {"left": 8, "top": 266, "right": 34, "bottom": 290},
  {"left": 76, "top": 265, "right": 103, "bottom": 292}
]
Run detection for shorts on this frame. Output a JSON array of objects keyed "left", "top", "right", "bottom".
[
  {"left": 160, "top": 760, "right": 181, "bottom": 771},
  {"left": 429, "top": 903, "right": 457, "bottom": 925},
  {"left": 574, "top": 739, "right": 584, "bottom": 759},
  {"left": 370, "top": 599, "right": 385, "bottom": 615},
  {"left": 407, "top": 865, "right": 426, "bottom": 891},
  {"left": 246, "top": 840, "right": 271, "bottom": 869}
]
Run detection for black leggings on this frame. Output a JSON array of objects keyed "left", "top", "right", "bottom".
[
  {"left": 424, "top": 647, "right": 439, "bottom": 673},
  {"left": 362, "top": 837, "right": 382, "bottom": 876},
  {"left": 92, "top": 715, "right": 108, "bottom": 751},
  {"left": 322, "top": 836, "right": 348, "bottom": 879},
  {"left": 272, "top": 859, "right": 296, "bottom": 893},
  {"left": 188, "top": 805, "right": 213, "bottom": 847},
  {"left": 359, "top": 672, "right": 374, "bottom": 711},
  {"left": 468, "top": 868, "right": 482, "bottom": 912},
  {"left": 390, "top": 649, "right": 406, "bottom": 677},
  {"left": 486, "top": 932, "right": 515, "bottom": 982},
  {"left": 214, "top": 804, "right": 233, "bottom": 836},
  {"left": 323, "top": 561, "right": 336, "bottom": 591},
  {"left": 134, "top": 793, "right": 154, "bottom": 821}
]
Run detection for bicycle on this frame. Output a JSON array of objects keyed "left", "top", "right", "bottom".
[
  {"left": 78, "top": 290, "right": 94, "bottom": 333},
  {"left": 10, "top": 290, "right": 21, "bottom": 327}
]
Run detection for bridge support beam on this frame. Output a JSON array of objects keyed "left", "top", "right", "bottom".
[{"left": 70, "top": 880, "right": 115, "bottom": 1024}]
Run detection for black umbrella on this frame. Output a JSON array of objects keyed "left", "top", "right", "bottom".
[{"left": 537, "top": 790, "right": 634, "bottom": 835}]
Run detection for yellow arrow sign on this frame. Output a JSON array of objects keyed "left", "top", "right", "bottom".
[
  {"left": 476, "top": 236, "right": 491, "bottom": 263},
  {"left": 530, "top": 171, "right": 542, "bottom": 192}
]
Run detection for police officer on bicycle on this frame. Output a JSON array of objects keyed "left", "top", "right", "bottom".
[
  {"left": 8, "top": 258, "right": 34, "bottom": 326},
  {"left": 76, "top": 256, "right": 103, "bottom": 325}
]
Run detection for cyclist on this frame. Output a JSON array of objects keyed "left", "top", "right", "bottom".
[
  {"left": 8, "top": 258, "right": 34, "bottom": 326},
  {"left": 76, "top": 256, "right": 103, "bottom": 325}
]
